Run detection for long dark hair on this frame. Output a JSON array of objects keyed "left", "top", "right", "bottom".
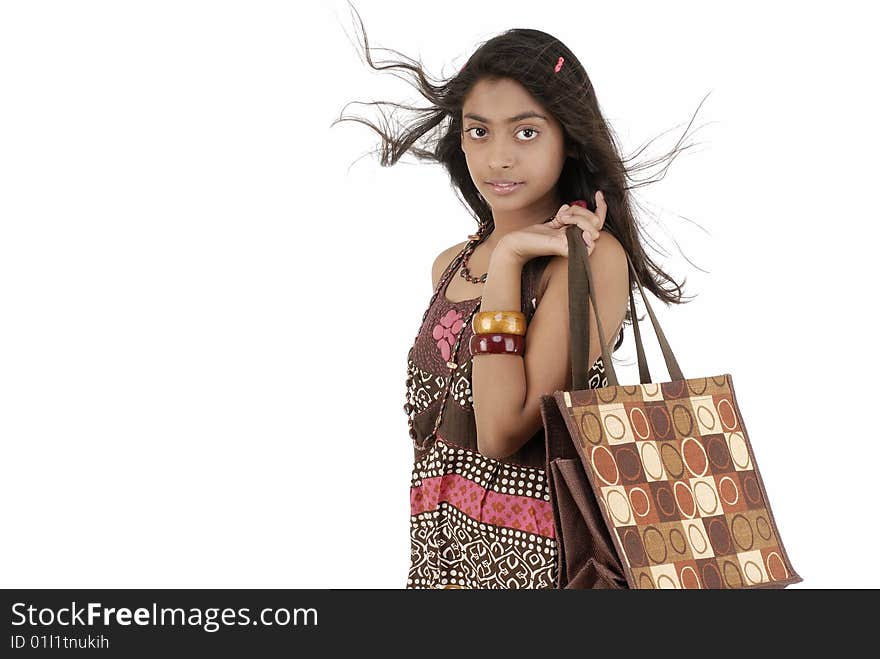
[{"left": 331, "top": 2, "right": 707, "bottom": 349}]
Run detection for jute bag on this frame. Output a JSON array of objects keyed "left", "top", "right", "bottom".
[{"left": 538, "top": 225, "right": 802, "bottom": 589}]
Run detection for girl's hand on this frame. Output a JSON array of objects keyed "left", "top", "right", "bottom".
[{"left": 500, "top": 190, "right": 607, "bottom": 262}]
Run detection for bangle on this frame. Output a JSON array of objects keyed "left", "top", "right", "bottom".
[
  {"left": 469, "top": 332, "right": 525, "bottom": 357},
  {"left": 472, "top": 310, "right": 526, "bottom": 336}
]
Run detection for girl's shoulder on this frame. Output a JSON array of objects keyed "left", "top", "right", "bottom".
[{"left": 431, "top": 240, "right": 469, "bottom": 290}]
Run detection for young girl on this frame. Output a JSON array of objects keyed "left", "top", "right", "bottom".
[{"left": 334, "top": 7, "right": 699, "bottom": 589}]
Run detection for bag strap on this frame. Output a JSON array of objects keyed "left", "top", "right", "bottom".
[{"left": 565, "top": 224, "right": 684, "bottom": 390}]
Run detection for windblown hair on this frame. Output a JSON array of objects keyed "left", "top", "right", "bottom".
[{"left": 331, "top": 2, "right": 708, "bottom": 349}]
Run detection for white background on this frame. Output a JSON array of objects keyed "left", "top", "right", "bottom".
[{"left": 1, "top": 0, "right": 877, "bottom": 588}]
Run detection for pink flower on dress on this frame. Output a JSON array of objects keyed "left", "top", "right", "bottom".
[{"left": 432, "top": 308, "right": 464, "bottom": 361}]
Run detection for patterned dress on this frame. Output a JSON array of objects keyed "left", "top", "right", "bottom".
[{"left": 405, "top": 252, "right": 622, "bottom": 589}]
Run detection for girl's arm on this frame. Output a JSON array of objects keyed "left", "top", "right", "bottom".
[{"left": 473, "top": 235, "right": 629, "bottom": 460}]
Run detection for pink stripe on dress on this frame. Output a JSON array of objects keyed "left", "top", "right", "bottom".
[{"left": 410, "top": 473, "right": 556, "bottom": 538}]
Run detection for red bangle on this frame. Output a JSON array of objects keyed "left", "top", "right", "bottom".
[{"left": 469, "top": 332, "right": 525, "bottom": 357}]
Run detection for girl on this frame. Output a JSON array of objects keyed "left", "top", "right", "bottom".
[{"left": 333, "top": 6, "right": 700, "bottom": 589}]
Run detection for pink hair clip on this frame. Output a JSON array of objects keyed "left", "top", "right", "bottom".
[{"left": 554, "top": 56, "right": 565, "bottom": 73}]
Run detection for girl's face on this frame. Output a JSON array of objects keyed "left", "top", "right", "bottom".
[{"left": 460, "top": 76, "right": 571, "bottom": 210}]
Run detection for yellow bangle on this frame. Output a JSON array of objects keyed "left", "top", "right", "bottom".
[{"left": 471, "top": 310, "right": 527, "bottom": 336}]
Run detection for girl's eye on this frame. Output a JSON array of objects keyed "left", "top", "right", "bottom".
[{"left": 465, "top": 127, "right": 539, "bottom": 141}]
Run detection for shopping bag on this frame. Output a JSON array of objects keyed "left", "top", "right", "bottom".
[{"left": 539, "top": 224, "right": 802, "bottom": 589}]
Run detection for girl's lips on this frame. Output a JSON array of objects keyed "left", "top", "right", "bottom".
[{"left": 487, "top": 182, "right": 524, "bottom": 195}]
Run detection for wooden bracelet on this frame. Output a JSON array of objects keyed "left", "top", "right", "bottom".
[
  {"left": 468, "top": 332, "right": 525, "bottom": 357},
  {"left": 471, "top": 310, "right": 526, "bottom": 336}
]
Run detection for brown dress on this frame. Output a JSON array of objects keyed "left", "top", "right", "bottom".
[{"left": 405, "top": 252, "right": 622, "bottom": 588}]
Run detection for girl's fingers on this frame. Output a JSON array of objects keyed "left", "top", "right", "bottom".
[
  {"left": 554, "top": 212, "right": 601, "bottom": 240},
  {"left": 582, "top": 228, "right": 599, "bottom": 245},
  {"left": 576, "top": 218, "right": 600, "bottom": 241},
  {"left": 594, "top": 190, "right": 607, "bottom": 227},
  {"left": 556, "top": 191, "right": 607, "bottom": 247},
  {"left": 559, "top": 198, "right": 605, "bottom": 231},
  {"left": 554, "top": 217, "right": 599, "bottom": 242}
]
